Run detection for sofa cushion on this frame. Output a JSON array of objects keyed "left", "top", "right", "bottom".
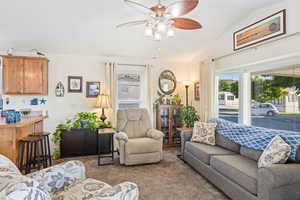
[
  {"left": 185, "top": 142, "right": 236, "bottom": 165},
  {"left": 52, "top": 178, "right": 111, "bottom": 200},
  {"left": 191, "top": 122, "right": 217, "bottom": 145},
  {"left": 216, "top": 133, "right": 240, "bottom": 153},
  {"left": 125, "top": 137, "right": 162, "bottom": 154},
  {"left": 211, "top": 155, "right": 258, "bottom": 195},
  {"left": 258, "top": 136, "right": 291, "bottom": 168},
  {"left": 240, "top": 146, "right": 263, "bottom": 161}
]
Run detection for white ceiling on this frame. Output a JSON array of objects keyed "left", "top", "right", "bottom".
[{"left": 0, "top": 0, "right": 282, "bottom": 61}]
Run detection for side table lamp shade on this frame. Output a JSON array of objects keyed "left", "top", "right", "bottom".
[{"left": 95, "top": 94, "right": 111, "bottom": 122}]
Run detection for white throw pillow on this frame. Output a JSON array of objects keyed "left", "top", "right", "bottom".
[
  {"left": 191, "top": 122, "right": 217, "bottom": 145},
  {"left": 258, "top": 135, "right": 291, "bottom": 168}
]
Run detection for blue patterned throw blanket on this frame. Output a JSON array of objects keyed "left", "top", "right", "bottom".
[{"left": 209, "top": 118, "right": 300, "bottom": 161}]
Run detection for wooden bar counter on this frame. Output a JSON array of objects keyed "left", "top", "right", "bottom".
[{"left": 0, "top": 115, "right": 47, "bottom": 166}]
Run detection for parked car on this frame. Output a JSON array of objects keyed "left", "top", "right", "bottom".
[{"left": 251, "top": 103, "right": 279, "bottom": 116}]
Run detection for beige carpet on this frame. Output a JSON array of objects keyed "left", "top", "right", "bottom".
[{"left": 56, "top": 148, "right": 229, "bottom": 200}]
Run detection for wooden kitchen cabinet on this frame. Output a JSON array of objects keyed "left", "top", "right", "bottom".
[
  {"left": 2, "top": 56, "right": 48, "bottom": 95},
  {"left": 3, "top": 57, "right": 24, "bottom": 94}
]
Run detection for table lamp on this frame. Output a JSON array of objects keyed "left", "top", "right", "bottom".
[
  {"left": 182, "top": 81, "right": 194, "bottom": 106},
  {"left": 95, "top": 94, "right": 111, "bottom": 122}
]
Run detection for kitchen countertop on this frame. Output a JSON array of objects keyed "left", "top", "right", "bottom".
[{"left": 0, "top": 115, "right": 47, "bottom": 128}]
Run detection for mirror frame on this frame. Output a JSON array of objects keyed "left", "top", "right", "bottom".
[{"left": 158, "top": 70, "right": 177, "bottom": 95}]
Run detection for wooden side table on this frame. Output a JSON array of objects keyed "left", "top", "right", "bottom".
[{"left": 97, "top": 128, "right": 115, "bottom": 166}]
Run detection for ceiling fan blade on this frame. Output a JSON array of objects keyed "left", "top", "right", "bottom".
[
  {"left": 171, "top": 18, "right": 202, "bottom": 30},
  {"left": 116, "top": 20, "right": 148, "bottom": 28},
  {"left": 124, "top": 0, "right": 154, "bottom": 15},
  {"left": 167, "top": 0, "right": 199, "bottom": 17}
]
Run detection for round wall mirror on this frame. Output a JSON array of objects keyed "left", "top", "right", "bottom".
[{"left": 159, "top": 70, "right": 177, "bottom": 95}]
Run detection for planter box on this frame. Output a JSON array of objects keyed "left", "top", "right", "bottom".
[{"left": 60, "top": 128, "right": 112, "bottom": 158}]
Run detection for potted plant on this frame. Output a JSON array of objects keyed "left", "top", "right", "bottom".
[
  {"left": 180, "top": 105, "right": 200, "bottom": 128},
  {"left": 52, "top": 112, "right": 112, "bottom": 160}
]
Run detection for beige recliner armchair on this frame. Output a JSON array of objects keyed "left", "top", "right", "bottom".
[{"left": 115, "top": 108, "right": 164, "bottom": 165}]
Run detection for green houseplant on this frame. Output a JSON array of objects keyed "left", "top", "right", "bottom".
[
  {"left": 52, "top": 112, "right": 112, "bottom": 160},
  {"left": 180, "top": 105, "right": 200, "bottom": 128}
]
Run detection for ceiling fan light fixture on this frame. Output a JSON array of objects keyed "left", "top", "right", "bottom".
[
  {"left": 167, "top": 28, "right": 175, "bottom": 37},
  {"left": 157, "top": 21, "right": 166, "bottom": 32},
  {"left": 144, "top": 26, "right": 153, "bottom": 37},
  {"left": 154, "top": 32, "right": 162, "bottom": 41}
]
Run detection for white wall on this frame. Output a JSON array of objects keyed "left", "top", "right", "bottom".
[{"left": 0, "top": 53, "right": 198, "bottom": 147}]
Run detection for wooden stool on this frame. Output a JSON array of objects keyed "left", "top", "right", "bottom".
[
  {"left": 35, "top": 132, "right": 52, "bottom": 168},
  {"left": 19, "top": 136, "right": 45, "bottom": 174}
]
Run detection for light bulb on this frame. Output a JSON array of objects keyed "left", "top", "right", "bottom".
[
  {"left": 157, "top": 22, "right": 166, "bottom": 32},
  {"left": 144, "top": 27, "right": 153, "bottom": 37},
  {"left": 167, "top": 28, "right": 175, "bottom": 37},
  {"left": 154, "top": 32, "right": 162, "bottom": 41}
]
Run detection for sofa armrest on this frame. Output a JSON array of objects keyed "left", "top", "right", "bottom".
[
  {"left": 146, "top": 128, "right": 164, "bottom": 140},
  {"left": 258, "top": 164, "right": 300, "bottom": 200},
  {"left": 96, "top": 182, "right": 139, "bottom": 200},
  {"left": 180, "top": 129, "right": 193, "bottom": 156},
  {"left": 115, "top": 132, "right": 129, "bottom": 142},
  {"left": 26, "top": 160, "right": 86, "bottom": 195}
]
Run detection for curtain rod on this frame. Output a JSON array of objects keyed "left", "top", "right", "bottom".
[
  {"left": 117, "top": 63, "right": 146, "bottom": 67},
  {"left": 212, "top": 31, "right": 300, "bottom": 62}
]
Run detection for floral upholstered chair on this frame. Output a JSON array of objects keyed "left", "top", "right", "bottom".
[{"left": 0, "top": 154, "right": 138, "bottom": 200}]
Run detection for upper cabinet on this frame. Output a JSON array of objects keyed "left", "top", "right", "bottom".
[{"left": 2, "top": 56, "right": 48, "bottom": 95}]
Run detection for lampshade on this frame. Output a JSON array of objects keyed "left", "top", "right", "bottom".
[
  {"left": 182, "top": 80, "right": 194, "bottom": 86},
  {"left": 95, "top": 94, "right": 111, "bottom": 109}
]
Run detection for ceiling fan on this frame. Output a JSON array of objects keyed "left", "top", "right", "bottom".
[{"left": 117, "top": 0, "right": 202, "bottom": 41}]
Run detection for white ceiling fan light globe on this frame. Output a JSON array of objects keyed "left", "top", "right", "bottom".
[
  {"left": 157, "top": 22, "right": 166, "bottom": 32},
  {"left": 167, "top": 28, "right": 175, "bottom": 37},
  {"left": 154, "top": 32, "right": 162, "bottom": 41},
  {"left": 144, "top": 26, "right": 153, "bottom": 37}
]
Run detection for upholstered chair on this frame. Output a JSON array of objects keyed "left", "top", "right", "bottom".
[
  {"left": 0, "top": 154, "right": 139, "bottom": 200},
  {"left": 115, "top": 108, "right": 164, "bottom": 165}
]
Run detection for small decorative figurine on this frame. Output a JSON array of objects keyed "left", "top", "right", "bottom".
[
  {"left": 40, "top": 98, "right": 47, "bottom": 104},
  {"left": 55, "top": 81, "right": 65, "bottom": 97}
]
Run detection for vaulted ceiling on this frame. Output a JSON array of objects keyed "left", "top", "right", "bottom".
[{"left": 0, "top": 0, "right": 282, "bottom": 61}]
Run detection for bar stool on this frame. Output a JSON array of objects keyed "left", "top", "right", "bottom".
[
  {"left": 19, "top": 135, "right": 45, "bottom": 174},
  {"left": 35, "top": 132, "right": 52, "bottom": 168}
]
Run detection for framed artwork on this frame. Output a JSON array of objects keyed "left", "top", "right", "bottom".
[
  {"left": 68, "top": 76, "right": 82, "bottom": 93},
  {"left": 233, "top": 9, "right": 286, "bottom": 51},
  {"left": 194, "top": 82, "right": 200, "bottom": 101},
  {"left": 86, "top": 81, "right": 101, "bottom": 98}
]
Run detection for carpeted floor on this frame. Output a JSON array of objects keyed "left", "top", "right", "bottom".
[{"left": 56, "top": 148, "right": 229, "bottom": 200}]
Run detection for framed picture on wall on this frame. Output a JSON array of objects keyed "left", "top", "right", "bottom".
[
  {"left": 86, "top": 81, "right": 101, "bottom": 98},
  {"left": 68, "top": 76, "right": 83, "bottom": 93},
  {"left": 194, "top": 82, "right": 200, "bottom": 101},
  {"left": 233, "top": 9, "right": 286, "bottom": 51}
]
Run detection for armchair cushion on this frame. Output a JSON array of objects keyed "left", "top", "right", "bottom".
[
  {"left": 26, "top": 160, "right": 86, "bottom": 195},
  {"left": 125, "top": 138, "right": 162, "bottom": 155},
  {"left": 0, "top": 172, "right": 51, "bottom": 200},
  {"left": 0, "top": 154, "right": 21, "bottom": 174},
  {"left": 52, "top": 179, "right": 138, "bottom": 200},
  {"left": 97, "top": 182, "right": 139, "bottom": 200},
  {"left": 146, "top": 129, "right": 164, "bottom": 140},
  {"left": 115, "top": 132, "right": 129, "bottom": 142}
]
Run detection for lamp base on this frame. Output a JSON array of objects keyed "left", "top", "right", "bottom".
[{"left": 100, "top": 108, "right": 107, "bottom": 122}]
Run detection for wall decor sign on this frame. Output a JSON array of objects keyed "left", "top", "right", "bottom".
[
  {"left": 55, "top": 81, "right": 65, "bottom": 97},
  {"left": 194, "top": 82, "right": 200, "bottom": 101},
  {"left": 233, "top": 9, "right": 286, "bottom": 51},
  {"left": 86, "top": 81, "right": 101, "bottom": 98},
  {"left": 68, "top": 76, "right": 83, "bottom": 93}
]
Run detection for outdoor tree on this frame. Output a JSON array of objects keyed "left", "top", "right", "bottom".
[{"left": 252, "top": 76, "right": 288, "bottom": 103}]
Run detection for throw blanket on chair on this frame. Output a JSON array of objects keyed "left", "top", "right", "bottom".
[{"left": 209, "top": 118, "right": 300, "bottom": 161}]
